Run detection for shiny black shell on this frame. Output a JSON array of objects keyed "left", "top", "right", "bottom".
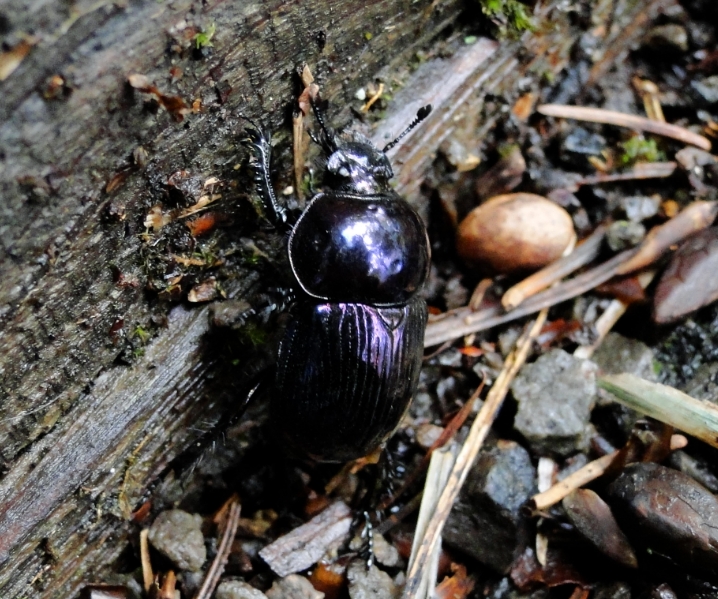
[
  {"left": 273, "top": 296, "right": 427, "bottom": 462},
  {"left": 288, "top": 192, "right": 430, "bottom": 306}
]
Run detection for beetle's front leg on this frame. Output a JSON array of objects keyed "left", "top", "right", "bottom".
[{"left": 242, "top": 126, "right": 289, "bottom": 230}]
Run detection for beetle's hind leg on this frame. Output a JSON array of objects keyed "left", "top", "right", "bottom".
[{"left": 240, "top": 123, "right": 289, "bottom": 230}]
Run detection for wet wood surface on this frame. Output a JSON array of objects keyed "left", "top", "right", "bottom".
[{"left": 0, "top": 0, "right": 675, "bottom": 595}]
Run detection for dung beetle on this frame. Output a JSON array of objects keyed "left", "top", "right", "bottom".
[{"left": 243, "top": 99, "right": 432, "bottom": 463}]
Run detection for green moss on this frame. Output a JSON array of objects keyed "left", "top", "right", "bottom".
[
  {"left": 239, "top": 321, "right": 268, "bottom": 347},
  {"left": 498, "top": 143, "right": 520, "bottom": 159},
  {"left": 618, "top": 136, "right": 664, "bottom": 166},
  {"left": 133, "top": 325, "right": 151, "bottom": 344},
  {"left": 194, "top": 22, "right": 216, "bottom": 49},
  {"left": 479, "top": 0, "right": 535, "bottom": 37}
]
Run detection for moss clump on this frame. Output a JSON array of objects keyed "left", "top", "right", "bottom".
[
  {"left": 479, "top": 0, "right": 535, "bottom": 37},
  {"left": 194, "top": 23, "right": 216, "bottom": 49},
  {"left": 618, "top": 136, "right": 664, "bottom": 166}
]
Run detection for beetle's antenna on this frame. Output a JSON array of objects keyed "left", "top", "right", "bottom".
[
  {"left": 382, "top": 105, "right": 432, "bottom": 153},
  {"left": 309, "top": 96, "right": 338, "bottom": 152}
]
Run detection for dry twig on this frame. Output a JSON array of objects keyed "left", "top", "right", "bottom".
[
  {"left": 577, "top": 162, "right": 677, "bottom": 186},
  {"left": 424, "top": 248, "right": 634, "bottom": 347},
  {"left": 139, "top": 528, "right": 153, "bottom": 593},
  {"left": 530, "top": 451, "right": 618, "bottom": 512},
  {"left": 502, "top": 226, "right": 606, "bottom": 310},
  {"left": 616, "top": 200, "right": 718, "bottom": 275},
  {"left": 573, "top": 270, "right": 656, "bottom": 359},
  {"left": 404, "top": 309, "right": 549, "bottom": 598},
  {"left": 537, "top": 104, "right": 712, "bottom": 151},
  {"left": 193, "top": 499, "right": 242, "bottom": 599}
]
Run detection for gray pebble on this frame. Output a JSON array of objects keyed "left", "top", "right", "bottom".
[
  {"left": 372, "top": 533, "right": 401, "bottom": 568},
  {"left": 347, "top": 560, "right": 398, "bottom": 599},
  {"left": 692, "top": 75, "right": 718, "bottom": 105},
  {"left": 266, "top": 575, "right": 324, "bottom": 599},
  {"left": 217, "top": 580, "right": 269, "bottom": 599},
  {"left": 148, "top": 509, "right": 206, "bottom": 572},
  {"left": 512, "top": 349, "right": 597, "bottom": 456},
  {"left": 444, "top": 440, "right": 536, "bottom": 572}
]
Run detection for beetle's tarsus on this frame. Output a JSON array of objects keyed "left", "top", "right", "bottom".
[{"left": 359, "top": 510, "right": 375, "bottom": 569}]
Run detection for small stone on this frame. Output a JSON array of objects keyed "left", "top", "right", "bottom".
[
  {"left": 691, "top": 75, "right": 718, "bottom": 105},
  {"left": 267, "top": 575, "right": 324, "bottom": 599},
  {"left": 217, "top": 580, "right": 269, "bottom": 599},
  {"left": 347, "top": 560, "right": 398, "bottom": 599},
  {"left": 562, "top": 127, "right": 606, "bottom": 163},
  {"left": 592, "top": 333, "right": 657, "bottom": 384},
  {"left": 511, "top": 349, "right": 597, "bottom": 456},
  {"left": 354, "top": 88, "right": 366, "bottom": 101},
  {"left": 592, "top": 333, "right": 658, "bottom": 437},
  {"left": 443, "top": 440, "right": 536, "bottom": 572},
  {"left": 642, "top": 24, "right": 689, "bottom": 54},
  {"left": 593, "top": 581, "right": 632, "bottom": 599},
  {"left": 440, "top": 137, "right": 481, "bottom": 172},
  {"left": 606, "top": 220, "right": 645, "bottom": 251},
  {"left": 372, "top": 533, "right": 401, "bottom": 568},
  {"left": 147, "top": 510, "right": 206, "bottom": 572},
  {"left": 415, "top": 423, "right": 443, "bottom": 450},
  {"left": 622, "top": 195, "right": 660, "bottom": 222},
  {"left": 606, "top": 463, "right": 718, "bottom": 582}
]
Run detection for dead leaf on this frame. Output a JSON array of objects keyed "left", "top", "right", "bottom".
[
  {"left": 0, "top": 39, "right": 34, "bottom": 81},
  {"left": 187, "top": 278, "right": 218, "bottom": 303},
  {"left": 435, "top": 564, "right": 474, "bottom": 599}
]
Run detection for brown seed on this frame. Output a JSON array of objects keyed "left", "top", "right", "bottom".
[
  {"left": 456, "top": 193, "right": 575, "bottom": 273},
  {"left": 562, "top": 488, "right": 638, "bottom": 568}
]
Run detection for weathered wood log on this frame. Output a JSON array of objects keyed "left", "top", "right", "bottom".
[{"left": 0, "top": 0, "right": 675, "bottom": 596}]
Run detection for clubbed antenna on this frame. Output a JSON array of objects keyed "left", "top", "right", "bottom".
[{"left": 382, "top": 104, "right": 432, "bottom": 153}]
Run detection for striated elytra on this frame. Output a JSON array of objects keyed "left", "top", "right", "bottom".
[{"left": 243, "top": 99, "right": 431, "bottom": 462}]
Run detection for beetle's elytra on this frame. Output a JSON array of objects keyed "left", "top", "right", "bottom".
[{"left": 243, "top": 98, "right": 431, "bottom": 462}]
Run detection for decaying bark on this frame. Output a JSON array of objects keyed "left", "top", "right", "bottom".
[{"left": 0, "top": 0, "right": 676, "bottom": 596}]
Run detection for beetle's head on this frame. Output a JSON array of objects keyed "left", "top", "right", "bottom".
[{"left": 326, "top": 136, "right": 393, "bottom": 194}]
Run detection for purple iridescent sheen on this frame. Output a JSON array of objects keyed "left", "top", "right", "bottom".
[{"left": 274, "top": 297, "right": 427, "bottom": 462}]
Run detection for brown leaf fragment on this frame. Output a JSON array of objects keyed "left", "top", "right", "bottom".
[
  {"left": 510, "top": 545, "right": 588, "bottom": 591},
  {"left": 298, "top": 83, "right": 320, "bottom": 117},
  {"left": 0, "top": 39, "right": 34, "bottom": 81},
  {"left": 127, "top": 73, "right": 190, "bottom": 121},
  {"left": 259, "top": 501, "right": 352, "bottom": 577},
  {"left": 562, "top": 489, "right": 638, "bottom": 568},
  {"left": 186, "top": 212, "right": 220, "bottom": 236},
  {"left": 595, "top": 276, "right": 646, "bottom": 304},
  {"left": 127, "top": 73, "right": 153, "bottom": 91},
  {"left": 187, "top": 278, "right": 218, "bottom": 303},
  {"left": 308, "top": 561, "right": 346, "bottom": 599},
  {"left": 512, "top": 92, "right": 537, "bottom": 121},
  {"left": 435, "top": 563, "right": 475, "bottom": 599},
  {"left": 144, "top": 205, "right": 172, "bottom": 231},
  {"left": 654, "top": 227, "right": 718, "bottom": 323},
  {"left": 616, "top": 201, "right": 718, "bottom": 276},
  {"left": 105, "top": 169, "right": 131, "bottom": 194}
]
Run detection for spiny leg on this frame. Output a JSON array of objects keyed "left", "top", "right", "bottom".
[{"left": 241, "top": 123, "right": 289, "bottom": 230}]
